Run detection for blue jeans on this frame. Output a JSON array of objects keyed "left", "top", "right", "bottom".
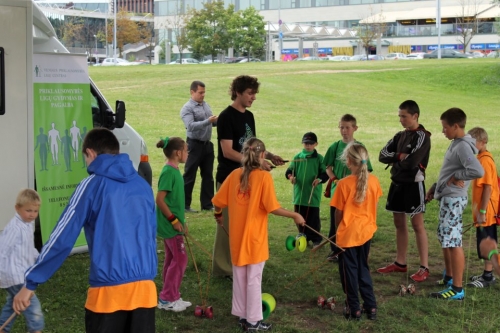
[{"left": 0, "top": 284, "right": 44, "bottom": 333}]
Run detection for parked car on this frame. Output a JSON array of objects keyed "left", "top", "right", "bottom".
[
  {"left": 169, "top": 58, "right": 200, "bottom": 64},
  {"left": 294, "top": 56, "right": 322, "bottom": 61},
  {"left": 471, "top": 51, "right": 485, "bottom": 58},
  {"left": 328, "top": 55, "right": 350, "bottom": 61},
  {"left": 101, "top": 57, "right": 135, "bottom": 66},
  {"left": 385, "top": 53, "right": 408, "bottom": 60},
  {"left": 487, "top": 51, "right": 500, "bottom": 58},
  {"left": 368, "top": 55, "right": 385, "bottom": 61},
  {"left": 349, "top": 55, "right": 367, "bottom": 61},
  {"left": 423, "top": 49, "right": 469, "bottom": 59},
  {"left": 238, "top": 58, "right": 261, "bottom": 63},
  {"left": 406, "top": 53, "right": 426, "bottom": 60},
  {"left": 201, "top": 59, "right": 220, "bottom": 64},
  {"left": 225, "top": 57, "right": 245, "bottom": 63}
]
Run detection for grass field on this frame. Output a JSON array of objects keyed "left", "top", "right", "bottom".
[{"left": 5, "top": 59, "right": 500, "bottom": 333}]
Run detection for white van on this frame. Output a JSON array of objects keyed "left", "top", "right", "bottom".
[{"left": 0, "top": 0, "right": 152, "bottom": 249}]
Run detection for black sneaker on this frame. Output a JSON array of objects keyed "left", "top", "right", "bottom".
[
  {"left": 343, "top": 307, "right": 361, "bottom": 321},
  {"left": 238, "top": 318, "right": 247, "bottom": 331},
  {"left": 185, "top": 207, "right": 199, "bottom": 213},
  {"left": 363, "top": 307, "right": 377, "bottom": 320},
  {"left": 327, "top": 251, "right": 339, "bottom": 262},
  {"left": 246, "top": 320, "right": 272, "bottom": 331}
]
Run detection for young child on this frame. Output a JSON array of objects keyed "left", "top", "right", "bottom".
[
  {"left": 323, "top": 114, "right": 372, "bottom": 261},
  {"left": 212, "top": 137, "right": 305, "bottom": 332},
  {"left": 331, "top": 143, "right": 382, "bottom": 321},
  {"left": 156, "top": 137, "right": 192, "bottom": 312},
  {"left": 466, "top": 127, "right": 499, "bottom": 288},
  {"left": 285, "top": 132, "right": 328, "bottom": 248},
  {"left": 377, "top": 100, "right": 431, "bottom": 282},
  {"left": 0, "top": 189, "right": 44, "bottom": 333},
  {"left": 425, "top": 108, "right": 484, "bottom": 300}
]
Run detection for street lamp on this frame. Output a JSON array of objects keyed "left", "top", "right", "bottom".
[{"left": 93, "top": 34, "right": 98, "bottom": 64}]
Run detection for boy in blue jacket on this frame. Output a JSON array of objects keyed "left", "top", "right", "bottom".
[{"left": 13, "top": 128, "right": 158, "bottom": 333}]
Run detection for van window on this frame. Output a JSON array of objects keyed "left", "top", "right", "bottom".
[{"left": 0, "top": 47, "right": 4, "bottom": 115}]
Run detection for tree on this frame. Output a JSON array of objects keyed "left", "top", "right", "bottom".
[
  {"left": 163, "top": 4, "right": 190, "bottom": 63},
  {"left": 62, "top": 17, "right": 103, "bottom": 58},
  {"left": 185, "top": 1, "right": 236, "bottom": 60},
  {"left": 137, "top": 21, "right": 154, "bottom": 63},
  {"left": 356, "top": 7, "right": 386, "bottom": 58},
  {"left": 107, "top": 8, "right": 141, "bottom": 56},
  {"left": 455, "top": 0, "right": 483, "bottom": 52},
  {"left": 232, "top": 6, "right": 266, "bottom": 60}
]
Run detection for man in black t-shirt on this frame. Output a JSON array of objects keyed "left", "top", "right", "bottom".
[{"left": 212, "top": 75, "right": 284, "bottom": 278}]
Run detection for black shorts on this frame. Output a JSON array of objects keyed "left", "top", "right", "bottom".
[
  {"left": 385, "top": 181, "right": 426, "bottom": 217},
  {"left": 85, "top": 307, "right": 155, "bottom": 333},
  {"left": 476, "top": 225, "right": 498, "bottom": 260}
]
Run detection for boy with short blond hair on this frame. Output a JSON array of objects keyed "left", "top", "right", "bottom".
[
  {"left": 377, "top": 100, "right": 431, "bottom": 282},
  {"left": 466, "top": 127, "right": 499, "bottom": 288},
  {"left": 0, "top": 189, "right": 44, "bottom": 333},
  {"left": 323, "top": 114, "right": 372, "bottom": 260},
  {"left": 426, "top": 108, "right": 484, "bottom": 300}
]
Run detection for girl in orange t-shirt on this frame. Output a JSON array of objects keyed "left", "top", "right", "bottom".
[
  {"left": 331, "top": 143, "right": 382, "bottom": 321},
  {"left": 212, "top": 137, "right": 305, "bottom": 332}
]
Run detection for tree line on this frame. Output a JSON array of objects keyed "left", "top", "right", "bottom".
[{"left": 48, "top": 1, "right": 266, "bottom": 63}]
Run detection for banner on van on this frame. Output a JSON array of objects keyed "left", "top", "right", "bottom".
[{"left": 33, "top": 53, "right": 91, "bottom": 246}]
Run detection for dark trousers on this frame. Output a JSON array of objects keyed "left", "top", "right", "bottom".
[
  {"left": 338, "top": 240, "right": 376, "bottom": 313},
  {"left": 85, "top": 307, "right": 155, "bottom": 333},
  {"left": 183, "top": 138, "right": 215, "bottom": 210},
  {"left": 295, "top": 205, "right": 321, "bottom": 243},
  {"left": 328, "top": 206, "right": 340, "bottom": 253}
]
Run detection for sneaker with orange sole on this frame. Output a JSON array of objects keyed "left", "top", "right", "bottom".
[
  {"left": 377, "top": 262, "right": 407, "bottom": 274},
  {"left": 410, "top": 267, "right": 430, "bottom": 282}
]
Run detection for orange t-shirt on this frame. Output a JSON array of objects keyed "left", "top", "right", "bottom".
[
  {"left": 85, "top": 280, "right": 157, "bottom": 313},
  {"left": 212, "top": 168, "right": 281, "bottom": 266},
  {"left": 330, "top": 174, "right": 382, "bottom": 248},
  {"left": 472, "top": 151, "right": 499, "bottom": 227}
]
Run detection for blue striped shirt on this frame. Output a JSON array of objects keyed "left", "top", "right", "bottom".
[{"left": 0, "top": 214, "right": 39, "bottom": 288}]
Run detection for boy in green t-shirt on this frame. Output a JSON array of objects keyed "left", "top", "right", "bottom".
[
  {"left": 285, "top": 132, "right": 328, "bottom": 248},
  {"left": 323, "top": 114, "right": 372, "bottom": 260}
]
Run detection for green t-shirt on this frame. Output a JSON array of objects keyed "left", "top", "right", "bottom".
[
  {"left": 288, "top": 149, "right": 326, "bottom": 207},
  {"left": 156, "top": 164, "right": 186, "bottom": 239},
  {"left": 323, "top": 140, "right": 373, "bottom": 195}
]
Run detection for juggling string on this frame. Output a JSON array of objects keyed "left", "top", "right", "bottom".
[{"left": 185, "top": 233, "right": 213, "bottom": 307}]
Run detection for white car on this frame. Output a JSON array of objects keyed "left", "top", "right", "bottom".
[
  {"left": 201, "top": 59, "right": 220, "bottom": 64},
  {"left": 385, "top": 53, "right": 408, "bottom": 60},
  {"left": 328, "top": 56, "right": 350, "bottom": 61},
  {"left": 100, "top": 58, "right": 135, "bottom": 66},
  {"left": 406, "top": 53, "right": 426, "bottom": 60},
  {"left": 169, "top": 58, "right": 200, "bottom": 64}
]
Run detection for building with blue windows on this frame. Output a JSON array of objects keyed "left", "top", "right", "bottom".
[{"left": 154, "top": 0, "right": 500, "bottom": 59}]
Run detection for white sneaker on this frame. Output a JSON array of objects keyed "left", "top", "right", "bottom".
[
  {"left": 178, "top": 298, "right": 192, "bottom": 307},
  {"left": 157, "top": 299, "right": 187, "bottom": 312}
]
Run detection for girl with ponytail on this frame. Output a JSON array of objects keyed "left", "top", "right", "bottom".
[
  {"left": 212, "top": 137, "right": 305, "bottom": 331},
  {"left": 330, "top": 143, "right": 382, "bottom": 321}
]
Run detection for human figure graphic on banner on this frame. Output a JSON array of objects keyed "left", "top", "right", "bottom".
[
  {"left": 61, "top": 129, "right": 74, "bottom": 172},
  {"left": 34, "top": 127, "right": 49, "bottom": 171},
  {"left": 48, "top": 122, "right": 61, "bottom": 165},
  {"left": 81, "top": 126, "right": 88, "bottom": 168},
  {"left": 70, "top": 120, "right": 82, "bottom": 162}
]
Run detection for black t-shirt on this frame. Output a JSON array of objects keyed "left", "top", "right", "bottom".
[{"left": 216, "top": 105, "right": 256, "bottom": 183}]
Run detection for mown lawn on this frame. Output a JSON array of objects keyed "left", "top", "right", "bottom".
[{"left": 5, "top": 58, "right": 500, "bottom": 333}]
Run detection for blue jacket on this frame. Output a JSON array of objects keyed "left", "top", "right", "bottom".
[{"left": 25, "top": 154, "right": 157, "bottom": 290}]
